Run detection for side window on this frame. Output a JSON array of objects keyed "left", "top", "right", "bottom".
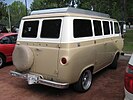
[
  {"left": 0, "top": 36, "right": 11, "bottom": 44},
  {"left": 9, "top": 35, "right": 17, "bottom": 44},
  {"left": 114, "top": 22, "right": 120, "bottom": 34},
  {"left": 110, "top": 22, "right": 113, "bottom": 34},
  {"left": 22, "top": 21, "right": 39, "bottom": 38},
  {"left": 74, "top": 19, "right": 93, "bottom": 38},
  {"left": 103, "top": 21, "right": 110, "bottom": 35},
  {"left": 41, "top": 19, "right": 61, "bottom": 38},
  {"left": 93, "top": 20, "right": 102, "bottom": 36}
]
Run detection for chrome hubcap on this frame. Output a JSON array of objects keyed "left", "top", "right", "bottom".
[{"left": 82, "top": 70, "right": 92, "bottom": 90}]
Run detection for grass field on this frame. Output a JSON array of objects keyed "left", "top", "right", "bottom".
[{"left": 123, "top": 29, "right": 133, "bottom": 53}]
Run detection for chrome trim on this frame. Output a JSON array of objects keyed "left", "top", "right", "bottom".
[{"left": 10, "top": 70, "right": 69, "bottom": 89}]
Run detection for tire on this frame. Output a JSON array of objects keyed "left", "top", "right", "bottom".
[
  {"left": 0, "top": 54, "right": 5, "bottom": 68},
  {"left": 109, "top": 54, "right": 119, "bottom": 69},
  {"left": 73, "top": 69, "right": 92, "bottom": 92}
]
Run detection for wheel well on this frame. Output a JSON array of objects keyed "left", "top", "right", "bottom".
[
  {"left": 77, "top": 66, "right": 94, "bottom": 83},
  {"left": 110, "top": 52, "right": 120, "bottom": 64},
  {"left": 116, "top": 52, "right": 120, "bottom": 58},
  {"left": 81, "top": 66, "right": 94, "bottom": 76},
  {"left": 87, "top": 66, "right": 94, "bottom": 73}
]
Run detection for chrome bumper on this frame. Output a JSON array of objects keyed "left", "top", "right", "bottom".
[{"left": 10, "top": 70, "right": 69, "bottom": 89}]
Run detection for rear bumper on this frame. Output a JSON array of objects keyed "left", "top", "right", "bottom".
[{"left": 10, "top": 70, "right": 69, "bottom": 89}]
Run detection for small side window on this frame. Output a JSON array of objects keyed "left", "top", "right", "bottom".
[
  {"left": 103, "top": 21, "right": 110, "bottom": 35},
  {"left": 93, "top": 20, "right": 102, "bottom": 36},
  {"left": 22, "top": 21, "right": 39, "bottom": 38},
  {"left": 74, "top": 19, "right": 93, "bottom": 38},
  {"left": 41, "top": 19, "right": 61, "bottom": 38},
  {"left": 114, "top": 22, "right": 120, "bottom": 34}
]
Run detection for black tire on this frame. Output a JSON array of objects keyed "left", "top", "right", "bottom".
[
  {"left": 0, "top": 54, "right": 5, "bottom": 68},
  {"left": 109, "top": 54, "right": 119, "bottom": 69},
  {"left": 73, "top": 69, "right": 92, "bottom": 92}
]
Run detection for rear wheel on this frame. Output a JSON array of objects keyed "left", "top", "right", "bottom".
[
  {"left": 0, "top": 54, "right": 5, "bottom": 68},
  {"left": 73, "top": 69, "right": 92, "bottom": 92}
]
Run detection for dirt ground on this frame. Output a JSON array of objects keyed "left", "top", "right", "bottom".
[{"left": 0, "top": 55, "right": 130, "bottom": 100}]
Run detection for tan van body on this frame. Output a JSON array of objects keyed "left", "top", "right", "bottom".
[{"left": 11, "top": 7, "right": 123, "bottom": 92}]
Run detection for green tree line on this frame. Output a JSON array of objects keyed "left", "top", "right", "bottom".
[
  {"left": 30, "top": 0, "right": 133, "bottom": 20},
  {"left": 0, "top": 0, "right": 26, "bottom": 28},
  {"left": 0, "top": 0, "right": 133, "bottom": 29}
]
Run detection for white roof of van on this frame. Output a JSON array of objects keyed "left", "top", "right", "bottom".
[{"left": 30, "top": 7, "right": 110, "bottom": 18}]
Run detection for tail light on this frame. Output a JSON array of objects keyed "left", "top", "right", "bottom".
[{"left": 124, "top": 65, "right": 133, "bottom": 93}]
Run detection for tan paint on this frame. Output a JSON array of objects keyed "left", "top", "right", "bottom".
[
  {"left": 12, "top": 8, "right": 124, "bottom": 86},
  {"left": 17, "top": 35, "right": 123, "bottom": 83}
]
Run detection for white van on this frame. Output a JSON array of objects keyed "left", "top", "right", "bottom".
[{"left": 11, "top": 7, "right": 123, "bottom": 92}]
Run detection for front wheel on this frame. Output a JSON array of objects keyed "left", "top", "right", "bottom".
[
  {"left": 109, "top": 54, "right": 119, "bottom": 69},
  {"left": 73, "top": 69, "right": 92, "bottom": 92}
]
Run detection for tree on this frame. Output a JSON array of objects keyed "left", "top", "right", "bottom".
[
  {"left": 30, "top": 0, "right": 132, "bottom": 21},
  {"left": 79, "top": 0, "right": 122, "bottom": 20},
  {"left": 8, "top": 1, "right": 26, "bottom": 26},
  {"left": 30, "top": 0, "right": 71, "bottom": 10},
  {"left": 0, "top": 0, "right": 7, "bottom": 20},
  {"left": 126, "top": 0, "right": 133, "bottom": 17}
]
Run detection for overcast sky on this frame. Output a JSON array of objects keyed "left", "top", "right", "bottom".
[{"left": 4, "top": 0, "right": 33, "bottom": 9}]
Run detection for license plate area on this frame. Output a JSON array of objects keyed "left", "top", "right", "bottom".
[{"left": 27, "top": 74, "right": 39, "bottom": 84}]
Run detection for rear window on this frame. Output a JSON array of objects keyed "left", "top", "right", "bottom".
[
  {"left": 74, "top": 19, "right": 93, "bottom": 38},
  {"left": 40, "top": 19, "right": 61, "bottom": 38},
  {"left": 22, "top": 21, "right": 39, "bottom": 38}
]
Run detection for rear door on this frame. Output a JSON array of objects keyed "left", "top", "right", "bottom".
[{"left": 34, "top": 18, "right": 62, "bottom": 77}]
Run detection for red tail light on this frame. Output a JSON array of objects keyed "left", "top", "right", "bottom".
[{"left": 124, "top": 65, "right": 133, "bottom": 93}]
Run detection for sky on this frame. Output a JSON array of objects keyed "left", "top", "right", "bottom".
[{"left": 4, "top": 0, "right": 33, "bottom": 9}]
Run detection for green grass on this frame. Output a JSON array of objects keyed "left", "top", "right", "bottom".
[{"left": 123, "top": 30, "right": 133, "bottom": 53}]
